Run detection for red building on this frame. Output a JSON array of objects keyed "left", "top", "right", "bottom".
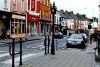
[
  {"left": 26, "top": 0, "right": 40, "bottom": 36},
  {"left": 10, "top": 0, "right": 27, "bottom": 35}
]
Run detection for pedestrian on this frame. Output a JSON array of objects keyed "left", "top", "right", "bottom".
[{"left": 2, "top": 27, "right": 7, "bottom": 39}]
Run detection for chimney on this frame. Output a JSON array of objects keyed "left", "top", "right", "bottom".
[{"left": 70, "top": 11, "right": 73, "bottom": 14}]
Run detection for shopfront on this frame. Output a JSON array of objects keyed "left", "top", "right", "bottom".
[
  {"left": 39, "top": 21, "right": 52, "bottom": 35},
  {"left": 0, "top": 11, "right": 11, "bottom": 36},
  {"left": 11, "top": 14, "right": 25, "bottom": 35},
  {"left": 27, "top": 13, "right": 39, "bottom": 35}
]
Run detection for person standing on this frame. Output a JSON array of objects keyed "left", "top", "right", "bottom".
[{"left": 2, "top": 27, "right": 7, "bottom": 39}]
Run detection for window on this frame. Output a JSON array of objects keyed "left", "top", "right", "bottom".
[
  {"left": 46, "top": 0, "right": 48, "bottom": 6},
  {"left": 40, "top": 10, "right": 42, "bottom": 19},
  {"left": 14, "top": 0, "right": 17, "bottom": 11},
  {"left": 44, "top": 0, "right": 46, "bottom": 5},
  {"left": 45, "top": 0, "right": 47, "bottom": 5},
  {"left": 28, "top": 0, "right": 30, "bottom": 10},
  {"left": 21, "top": 0, "right": 24, "bottom": 11},
  {"left": 4, "top": 0, "right": 7, "bottom": 9}
]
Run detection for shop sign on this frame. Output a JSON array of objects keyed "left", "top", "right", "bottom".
[
  {"left": 12, "top": 14, "right": 25, "bottom": 20},
  {"left": 27, "top": 14, "right": 39, "bottom": 22},
  {"left": 11, "top": 33, "right": 25, "bottom": 38}
]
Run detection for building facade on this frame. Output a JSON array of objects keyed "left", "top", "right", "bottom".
[
  {"left": 39, "top": 0, "right": 51, "bottom": 35},
  {"left": 55, "top": 10, "right": 61, "bottom": 32},
  {"left": 26, "top": 0, "right": 40, "bottom": 36},
  {"left": 0, "top": 0, "right": 11, "bottom": 36},
  {"left": 10, "top": 0, "right": 27, "bottom": 36}
]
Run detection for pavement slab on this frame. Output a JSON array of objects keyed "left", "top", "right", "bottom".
[{"left": 19, "top": 47, "right": 97, "bottom": 67}]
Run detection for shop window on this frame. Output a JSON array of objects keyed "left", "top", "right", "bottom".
[
  {"left": 46, "top": 0, "right": 48, "bottom": 6},
  {"left": 11, "top": 19, "right": 14, "bottom": 23},
  {"left": 40, "top": 10, "right": 42, "bottom": 19},
  {"left": 15, "top": 19, "right": 17, "bottom": 22},
  {"left": 41, "top": 24, "right": 43, "bottom": 33},
  {"left": 22, "top": 20, "right": 25, "bottom": 33},
  {"left": 11, "top": 23, "right": 14, "bottom": 34},
  {"left": 28, "top": 0, "right": 30, "bottom": 10},
  {"left": 19, "top": 23, "right": 21, "bottom": 33},
  {"left": 15, "top": 23, "right": 18, "bottom": 34},
  {"left": 4, "top": 0, "right": 8, "bottom": 10},
  {"left": 21, "top": 0, "right": 24, "bottom": 11},
  {"left": 22, "top": 24, "right": 25, "bottom": 33}
]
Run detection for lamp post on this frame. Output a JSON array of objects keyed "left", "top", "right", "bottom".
[{"left": 50, "top": 2, "right": 56, "bottom": 55}]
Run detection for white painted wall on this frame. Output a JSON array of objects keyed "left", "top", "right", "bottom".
[
  {"left": 61, "top": 19, "right": 67, "bottom": 26},
  {"left": 67, "top": 19, "right": 74, "bottom": 29},
  {"left": 55, "top": 11, "right": 61, "bottom": 24},
  {"left": 0, "top": 0, "right": 10, "bottom": 12}
]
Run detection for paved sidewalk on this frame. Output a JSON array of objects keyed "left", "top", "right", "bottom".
[
  {"left": 0, "top": 35, "right": 45, "bottom": 45},
  {"left": 18, "top": 43, "right": 99, "bottom": 67}
]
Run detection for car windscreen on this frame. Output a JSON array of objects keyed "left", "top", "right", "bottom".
[{"left": 69, "top": 34, "right": 83, "bottom": 39}]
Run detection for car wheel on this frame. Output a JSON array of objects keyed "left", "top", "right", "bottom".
[{"left": 66, "top": 43, "right": 70, "bottom": 48}]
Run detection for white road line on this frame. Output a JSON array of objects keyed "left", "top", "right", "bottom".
[
  {"left": 2, "top": 52, "right": 43, "bottom": 64},
  {"left": 27, "top": 43, "right": 44, "bottom": 49},
  {"left": 0, "top": 51, "right": 8, "bottom": 53},
  {"left": 0, "top": 53, "right": 9, "bottom": 58}
]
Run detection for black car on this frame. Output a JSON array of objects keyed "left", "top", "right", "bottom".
[
  {"left": 66, "top": 34, "right": 86, "bottom": 48},
  {"left": 54, "top": 32, "right": 63, "bottom": 39}
]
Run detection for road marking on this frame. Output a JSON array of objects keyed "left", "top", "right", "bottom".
[
  {"left": 27, "top": 44, "right": 44, "bottom": 49},
  {"left": 0, "top": 53, "right": 9, "bottom": 58},
  {"left": 27, "top": 43, "right": 44, "bottom": 48},
  {"left": 0, "top": 51, "right": 8, "bottom": 53},
  {"left": 2, "top": 52, "right": 43, "bottom": 64}
]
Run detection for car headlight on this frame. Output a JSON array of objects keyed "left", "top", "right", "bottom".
[
  {"left": 76, "top": 41, "right": 81, "bottom": 44},
  {"left": 68, "top": 41, "right": 72, "bottom": 43}
]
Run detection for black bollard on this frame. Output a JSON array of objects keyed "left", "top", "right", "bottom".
[
  {"left": 12, "top": 38, "right": 15, "bottom": 67},
  {"left": 44, "top": 36, "right": 47, "bottom": 55},
  {"left": 48, "top": 36, "right": 50, "bottom": 53},
  {"left": 19, "top": 38, "right": 22, "bottom": 65}
]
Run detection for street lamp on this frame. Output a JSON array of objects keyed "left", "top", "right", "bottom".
[{"left": 50, "top": 2, "right": 56, "bottom": 55}]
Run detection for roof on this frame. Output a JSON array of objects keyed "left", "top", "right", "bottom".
[
  {"left": 76, "top": 14, "right": 87, "bottom": 21},
  {"left": 67, "top": 12, "right": 78, "bottom": 20},
  {"left": 59, "top": 11, "right": 68, "bottom": 19}
]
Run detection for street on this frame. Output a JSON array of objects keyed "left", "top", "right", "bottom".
[
  {"left": 0, "top": 36, "right": 100, "bottom": 67},
  {"left": 0, "top": 36, "right": 67, "bottom": 67}
]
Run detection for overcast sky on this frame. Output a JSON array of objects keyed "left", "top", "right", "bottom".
[{"left": 50, "top": 0, "right": 100, "bottom": 18}]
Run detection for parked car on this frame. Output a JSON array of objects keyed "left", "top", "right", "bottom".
[
  {"left": 66, "top": 33, "right": 86, "bottom": 48},
  {"left": 54, "top": 32, "right": 63, "bottom": 39}
]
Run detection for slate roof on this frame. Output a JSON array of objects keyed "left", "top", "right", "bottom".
[
  {"left": 59, "top": 11, "right": 68, "bottom": 19},
  {"left": 67, "top": 12, "right": 78, "bottom": 20},
  {"left": 76, "top": 13, "right": 87, "bottom": 21}
]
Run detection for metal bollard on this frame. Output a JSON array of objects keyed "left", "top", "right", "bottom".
[
  {"left": 55, "top": 40, "right": 58, "bottom": 51},
  {"left": 19, "top": 38, "right": 22, "bottom": 65},
  {"left": 9, "top": 38, "right": 23, "bottom": 67},
  {"left": 44, "top": 36, "right": 47, "bottom": 55},
  {"left": 98, "top": 41, "right": 100, "bottom": 55},
  {"left": 12, "top": 38, "right": 15, "bottom": 67},
  {"left": 48, "top": 36, "right": 50, "bottom": 53}
]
